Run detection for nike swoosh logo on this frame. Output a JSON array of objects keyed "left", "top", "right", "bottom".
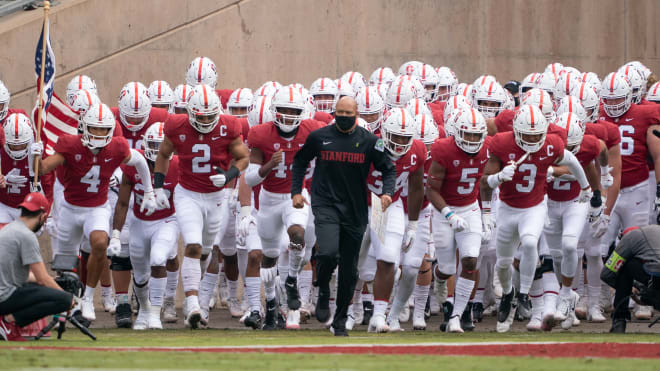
[
  {"left": 1, "top": 322, "right": 10, "bottom": 335},
  {"left": 403, "top": 166, "right": 412, "bottom": 169},
  {"left": 104, "top": 158, "right": 113, "bottom": 162},
  {"left": 625, "top": 118, "right": 634, "bottom": 122},
  {"left": 212, "top": 136, "right": 221, "bottom": 140},
  {"left": 323, "top": 141, "right": 332, "bottom": 145},
  {"left": 481, "top": 159, "right": 488, "bottom": 164},
  {"left": 164, "top": 183, "right": 172, "bottom": 186},
  {"left": 539, "top": 157, "right": 548, "bottom": 161}
]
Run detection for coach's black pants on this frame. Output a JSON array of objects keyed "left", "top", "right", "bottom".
[
  {"left": 612, "top": 258, "right": 651, "bottom": 320},
  {"left": 0, "top": 283, "right": 72, "bottom": 327},
  {"left": 313, "top": 206, "right": 366, "bottom": 330}
]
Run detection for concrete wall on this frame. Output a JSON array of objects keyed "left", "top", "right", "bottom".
[{"left": 3, "top": 0, "right": 659, "bottom": 113}]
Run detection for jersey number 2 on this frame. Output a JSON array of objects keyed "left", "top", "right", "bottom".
[{"left": 192, "top": 144, "right": 211, "bottom": 173}]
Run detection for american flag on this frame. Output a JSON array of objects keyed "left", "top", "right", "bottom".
[{"left": 32, "top": 19, "right": 78, "bottom": 155}]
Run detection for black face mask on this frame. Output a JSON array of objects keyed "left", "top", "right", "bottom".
[{"left": 335, "top": 115, "right": 356, "bottom": 131}]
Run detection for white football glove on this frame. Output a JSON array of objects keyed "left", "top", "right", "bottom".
[
  {"left": 237, "top": 206, "right": 255, "bottom": 246},
  {"left": 107, "top": 229, "right": 122, "bottom": 257},
  {"left": 442, "top": 207, "right": 468, "bottom": 232},
  {"left": 578, "top": 187, "right": 593, "bottom": 203},
  {"left": 45, "top": 215, "right": 58, "bottom": 240},
  {"left": 499, "top": 163, "right": 516, "bottom": 182},
  {"left": 402, "top": 220, "right": 418, "bottom": 253},
  {"left": 546, "top": 166, "right": 555, "bottom": 183},
  {"left": 154, "top": 188, "right": 170, "bottom": 210},
  {"left": 481, "top": 210, "right": 495, "bottom": 242},
  {"left": 601, "top": 166, "right": 614, "bottom": 189},
  {"left": 591, "top": 213, "right": 610, "bottom": 238},
  {"left": 588, "top": 204, "right": 603, "bottom": 225},
  {"left": 30, "top": 142, "right": 43, "bottom": 157},
  {"left": 5, "top": 168, "right": 27, "bottom": 185},
  {"left": 140, "top": 190, "right": 157, "bottom": 216},
  {"left": 209, "top": 173, "right": 227, "bottom": 188},
  {"left": 109, "top": 167, "right": 122, "bottom": 189}
]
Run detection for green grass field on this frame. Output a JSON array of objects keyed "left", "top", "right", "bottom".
[{"left": 2, "top": 330, "right": 659, "bottom": 370}]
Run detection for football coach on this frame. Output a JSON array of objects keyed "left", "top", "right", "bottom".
[{"left": 291, "top": 96, "right": 396, "bottom": 336}]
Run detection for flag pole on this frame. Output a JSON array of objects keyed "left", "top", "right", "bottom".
[{"left": 34, "top": 1, "right": 50, "bottom": 188}]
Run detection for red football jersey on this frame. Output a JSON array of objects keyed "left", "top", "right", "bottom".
[
  {"left": 600, "top": 104, "right": 660, "bottom": 188},
  {"left": 0, "top": 149, "right": 31, "bottom": 208},
  {"left": 596, "top": 118, "right": 621, "bottom": 149},
  {"left": 111, "top": 107, "right": 169, "bottom": 150},
  {"left": 585, "top": 122, "right": 608, "bottom": 143},
  {"left": 55, "top": 134, "right": 131, "bottom": 207},
  {"left": 164, "top": 113, "right": 242, "bottom": 193},
  {"left": 547, "top": 134, "right": 600, "bottom": 202},
  {"left": 314, "top": 111, "right": 333, "bottom": 124},
  {"left": 431, "top": 137, "right": 489, "bottom": 207},
  {"left": 489, "top": 131, "right": 565, "bottom": 208},
  {"left": 367, "top": 139, "right": 427, "bottom": 202},
  {"left": 238, "top": 117, "right": 250, "bottom": 143},
  {"left": 247, "top": 119, "right": 324, "bottom": 194},
  {"left": 216, "top": 89, "right": 234, "bottom": 110},
  {"left": 122, "top": 152, "right": 179, "bottom": 221}
]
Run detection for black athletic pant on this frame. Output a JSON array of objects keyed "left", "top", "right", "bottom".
[
  {"left": 0, "top": 283, "right": 72, "bottom": 327},
  {"left": 612, "top": 258, "right": 651, "bottom": 320},
  {"left": 313, "top": 206, "right": 366, "bottom": 330}
]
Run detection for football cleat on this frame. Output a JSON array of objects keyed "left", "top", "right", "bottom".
[
  {"left": 398, "top": 305, "right": 410, "bottom": 323},
  {"left": 496, "top": 289, "right": 518, "bottom": 333},
  {"left": 361, "top": 300, "right": 374, "bottom": 325},
  {"left": 367, "top": 314, "right": 390, "bottom": 333},
  {"left": 575, "top": 296, "right": 587, "bottom": 320},
  {"left": 461, "top": 303, "right": 475, "bottom": 331},
  {"left": 162, "top": 298, "right": 178, "bottom": 323},
  {"left": 115, "top": 303, "right": 132, "bottom": 328},
  {"left": 286, "top": 309, "right": 300, "bottom": 330},
  {"left": 587, "top": 305, "right": 606, "bottom": 323},
  {"left": 285, "top": 276, "right": 301, "bottom": 310},
  {"left": 633, "top": 304, "right": 653, "bottom": 320},
  {"left": 227, "top": 298, "right": 243, "bottom": 318},
  {"left": 412, "top": 311, "right": 427, "bottom": 331},
  {"left": 526, "top": 314, "right": 543, "bottom": 331},
  {"left": 133, "top": 310, "right": 149, "bottom": 330},
  {"left": 329, "top": 325, "right": 348, "bottom": 337},
  {"left": 315, "top": 289, "right": 331, "bottom": 323},
  {"left": 345, "top": 314, "right": 356, "bottom": 331},
  {"left": 244, "top": 310, "right": 262, "bottom": 330},
  {"left": 148, "top": 309, "right": 163, "bottom": 330},
  {"left": 387, "top": 317, "right": 404, "bottom": 332},
  {"left": 200, "top": 308, "right": 209, "bottom": 328},
  {"left": 472, "top": 302, "right": 485, "bottom": 323},
  {"left": 102, "top": 293, "right": 116, "bottom": 313},
  {"left": 439, "top": 301, "right": 454, "bottom": 332},
  {"left": 515, "top": 293, "right": 532, "bottom": 321},
  {"left": 446, "top": 315, "right": 464, "bottom": 333},
  {"left": 183, "top": 298, "right": 202, "bottom": 329},
  {"left": 541, "top": 310, "right": 557, "bottom": 332},
  {"left": 262, "top": 298, "right": 280, "bottom": 331},
  {"left": 81, "top": 296, "right": 96, "bottom": 321}
]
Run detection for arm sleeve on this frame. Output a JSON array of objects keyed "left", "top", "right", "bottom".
[
  {"left": 555, "top": 149, "right": 589, "bottom": 189},
  {"left": 126, "top": 149, "right": 153, "bottom": 193},
  {"left": 371, "top": 138, "right": 396, "bottom": 196},
  {"left": 291, "top": 132, "right": 318, "bottom": 196},
  {"left": 245, "top": 163, "right": 266, "bottom": 187}
]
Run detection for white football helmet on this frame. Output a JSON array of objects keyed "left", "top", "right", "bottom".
[
  {"left": 399, "top": 61, "right": 423, "bottom": 76},
  {"left": 375, "top": 83, "right": 389, "bottom": 99},
  {"left": 247, "top": 95, "right": 274, "bottom": 128},
  {"left": 456, "top": 83, "right": 473, "bottom": 98},
  {"left": 554, "top": 72, "right": 582, "bottom": 103},
  {"left": 618, "top": 64, "right": 645, "bottom": 104},
  {"left": 118, "top": 82, "right": 152, "bottom": 132},
  {"left": 66, "top": 75, "right": 97, "bottom": 108},
  {"left": 545, "top": 62, "right": 564, "bottom": 75},
  {"left": 0, "top": 81, "right": 10, "bottom": 122},
  {"left": 309, "top": 77, "right": 338, "bottom": 113},
  {"left": 560, "top": 66, "right": 581, "bottom": 77},
  {"left": 335, "top": 79, "right": 356, "bottom": 100},
  {"left": 369, "top": 67, "right": 396, "bottom": 86},
  {"left": 341, "top": 72, "right": 366, "bottom": 93},
  {"left": 570, "top": 82, "right": 600, "bottom": 122},
  {"left": 555, "top": 96, "right": 587, "bottom": 123},
  {"left": 435, "top": 67, "right": 458, "bottom": 102},
  {"left": 270, "top": 86, "right": 306, "bottom": 133},
  {"left": 405, "top": 97, "right": 432, "bottom": 117},
  {"left": 70, "top": 89, "right": 101, "bottom": 131},
  {"left": 413, "top": 113, "right": 440, "bottom": 146},
  {"left": 381, "top": 107, "right": 416, "bottom": 157},
  {"left": 356, "top": 86, "right": 385, "bottom": 132},
  {"left": 396, "top": 75, "right": 425, "bottom": 99},
  {"left": 172, "top": 84, "right": 192, "bottom": 114},
  {"left": 646, "top": 81, "right": 660, "bottom": 103},
  {"left": 148, "top": 80, "right": 174, "bottom": 110},
  {"left": 81, "top": 103, "right": 115, "bottom": 149},
  {"left": 186, "top": 84, "right": 221, "bottom": 134},
  {"left": 520, "top": 88, "right": 555, "bottom": 122},
  {"left": 503, "top": 89, "right": 515, "bottom": 111},
  {"left": 600, "top": 72, "right": 632, "bottom": 118},
  {"left": 3, "top": 113, "right": 33, "bottom": 160},
  {"left": 520, "top": 73, "right": 540, "bottom": 94},
  {"left": 513, "top": 104, "right": 548, "bottom": 153},
  {"left": 143, "top": 121, "right": 166, "bottom": 162},
  {"left": 414, "top": 64, "right": 440, "bottom": 103},
  {"left": 385, "top": 78, "right": 417, "bottom": 109},
  {"left": 535, "top": 72, "right": 558, "bottom": 101},
  {"left": 472, "top": 75, "right": 498, "bottom": 91},
  {"left": 185, "top": 56, "right": 217, "bottom": 88},
  {"left": 255, "top": 81, "right": 282, "bottom": 97},
  {"left": 472, "top": 81, "right": 507, "bottom": 118},
  {"left": 449, "top": 107, "right": 487, "bottom": 154},
  {"left": 119, "top": 81, "right": 148, "bottom": 101},
  {"left": 580, "top": 72, "right": 601, "bottom": 89},
  {"left": 443, "top": 95, "right": 472, "bottom": 124},
  {"left": 554, "top": 112, "right": 585, "bottom": 154},
  {"left": 227, "top": 88, "right": 254, "bottom": 118}
]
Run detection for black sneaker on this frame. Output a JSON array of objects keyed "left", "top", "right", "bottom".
[
  {"left": 115, "top": 303, "right": 132, "bottom": 328},
  {"left": 461, "top": 302, "right": 475, "bottom": 331},
  {"left": 424, "top": 295, "right": 431, "bottom": 320},
  {"left": 277, "top": 310, "right": 286, "bottom": 330},
  {"left": 330, "top": 325, "right": 349, "bottom": 336},
  {"left": 315, "top": 289, "right": 330, "bottom": 323},
  {"left": 439, "top": 301, "right": 454, "bottom": 332},
  {"left": 361, "top": 301, "right": 374, "bottom": 325},
  {"left": 262, "top": 299, "right": 279, "bottom": 331},
  {"left": 472, "top": 302, "right": 484, "bottom": 323},
  {"left": 244, "top": 310, "right": 262, "bottom": 330},
  {"left": 285, "top": 276, "right": 301, "bottom": 310},
  {"left": 498, "top": 288, "right": 516, "bottom": 323},
  {"left": 515, "top": 293, "right": 532, "bottom": 321},
  {"left": 610, "top": 318, "right": 627, "bottom": 333}
]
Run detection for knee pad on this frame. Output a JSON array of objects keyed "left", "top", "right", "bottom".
[
  {"left": 220, "top": 245, "right": 237, "bottom": 257},
  {"left": 534, "top": 255, "right": 554, "bottom": 280},
  {"left": 150, "top": 249, "right": 168, "bottom": 268},
  {"left": 520, "top": 234, "right": 539, "bottom": 252},
  {"left": 359, "top": 255, "right": 377, "bottom": 282},
  {"left": 401, "top": 264, "right": 419, "bottom": 281},
  {"left": 561, "top": 235, "right": 579, "bottom": 255},
  {"left": 496, "top": 256, "right": 514, "bottom": 270},
  {"left": 110, "top": 256, "right": 132, "bottom": 271}
]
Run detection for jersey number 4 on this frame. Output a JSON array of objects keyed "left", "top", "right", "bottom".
[{"left": 81, "top": 165, "right": 101, "bottom": 193}]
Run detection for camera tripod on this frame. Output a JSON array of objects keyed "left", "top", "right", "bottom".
[{"left": 35, "top": 310, "right": 96, "bottom": 340}]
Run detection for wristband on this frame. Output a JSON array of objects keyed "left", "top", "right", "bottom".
[
  {"left": 407, "top": 220, "right": 418, "bottom": 231},
  {"left": 216, "top": 166, "right": 241, "bottom": 183},
  {"left": 487, "top": 174, "right": 502, "bottom": 189},
  {"left": 601, "top": 165, "right": 610, "bottom": 175},
  {"left": 440, "top": 206, "right": 453, "bottom": 219},
  {"left": 590, "top": 189, "right": 602, "bottom": 208},
  {"left": 239, "top": 205, "right": 251, "bottom": 219},
  {"left": 111, "top": 229, "right": 121, "bottom": 240},
  {"left": 154, "top": 172, "right": 165, "bottom": 188}
]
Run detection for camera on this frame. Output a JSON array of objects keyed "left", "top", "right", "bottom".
[{"left": 52, "top": 254, "right": 83, "bottom": 297}]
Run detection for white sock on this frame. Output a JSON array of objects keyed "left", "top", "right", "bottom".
[
  {"left": 373, "top": 299, "right": 388, "bottom": 317},
  {"left": 227, "top": 278, "right": 239, "bottom": 300},
  {"left": 586, "top": 255, "right": 602, "bottom": 308},
  {"left": 116, "top": 293, "right": 129, "bottom": 305},
  {"left": 298, "top": 270, "right": 313, "bottom": 306},
  {"left": 389, "top": 266, "right": 417, "bottom": 320},
  {"left": 181, "top": 256, "right": 201, "bottom": 293},
  {"left": 101, "top": 285, "right": 113, "bottom": 297},
  {"left": 363, "top": 292, "right": 374, "bottom": 303},
  {"left": 245, "top": 276, "right": 262, "bottom": 312},
  {"left": 149, "top": 277, "right": 167, "bottom": 307},
  {"left": 198, "top": 272, "right": 218, "bottom": 310},
  {"left": 413, "top": 284, "right": 430, "bottom": 318},
  {"left": 84, "top": 285, "right": 95, "bottom": 300},
  {"left": 529, "top": 278, "right": 543, "bottom": 318},
  {"left": 473, "top": 287, "right": 485, "bottom": 303},
  {"left": 542, "top": 272, "right": 559, "bottom": 314},
  {"left": 261, "top": 266, "right": 277, "bottom": 301},
  {"left": 288, "top": 248, "right": 304, "bottom": 277},
  {"left": 559, "top": 285, "right": 572, "bottom": 298},
  {"left": 133, "top": 281, "right": 150, "bottom": 311},
  {"left": 451, "top": 277, "right": 475, "bottom": 317},
  {"left": 165, "top": 270, "right": 179, "bottom": 299}
]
